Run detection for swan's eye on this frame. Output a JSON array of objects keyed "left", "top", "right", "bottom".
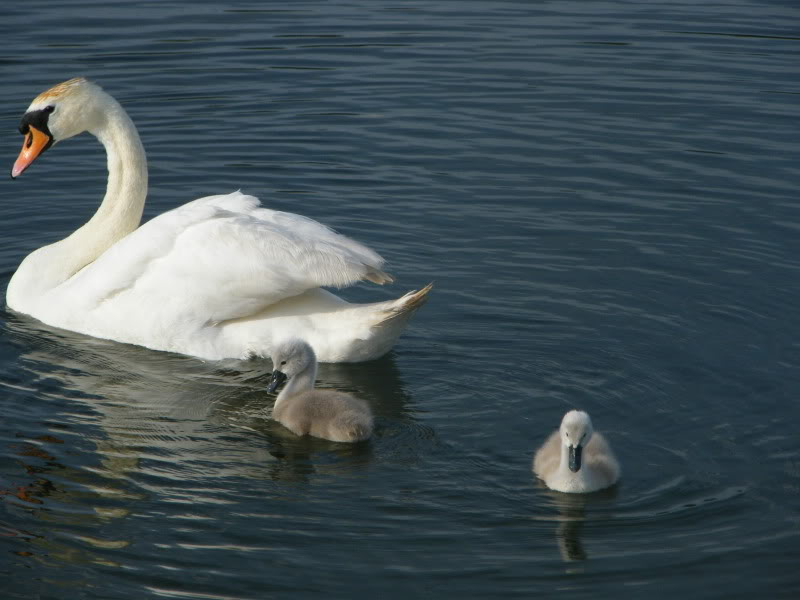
[
  {"left": 44, "top": 105, "right": 55, "bottom": 114},
  {"left": 280, "top": 360, "right": 286, "bottom": 366}
]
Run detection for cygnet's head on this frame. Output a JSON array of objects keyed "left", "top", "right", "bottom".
[
  {"left": 267, "top": 339, "right": 316, "bottom": 394},
  {"left": 559, "top": 410, "right": 594, "bottom": 473},
  {"left": 12, "top": 77, "right": 113, "bottom": 178}
]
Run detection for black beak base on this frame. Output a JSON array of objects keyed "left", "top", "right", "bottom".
[
  {"left": 568, "top": 444, "right": 583, "bottom": 472},
  {"left": 267, "top": 370, "right": 288, "bottom": 394}
]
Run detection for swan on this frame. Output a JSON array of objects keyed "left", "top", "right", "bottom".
[
  {"left": 267, "top": 339, "right": 373, "bottom": 442},
  {"left": 532, "top": 410, "right": 620, "bottom": 493},
  {"left": 8, "top": 78, "right": 430, "bottom": 362}
]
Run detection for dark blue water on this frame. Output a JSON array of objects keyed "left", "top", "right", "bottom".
[{"left": 2, "top": 1, "right": 799, "bottom": 598}]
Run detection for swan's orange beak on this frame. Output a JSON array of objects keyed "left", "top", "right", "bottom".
[{"left": 11, "top": 125, "right": 52, "bottom": 179}]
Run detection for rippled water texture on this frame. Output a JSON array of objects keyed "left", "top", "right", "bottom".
[{"left": 1, "top": 1, "right": 799, "bottom": 598}]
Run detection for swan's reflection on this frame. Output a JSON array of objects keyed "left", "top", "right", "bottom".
[
  {"left": 1, "top": 309, "right": 424, "bottom": 564},
  {"left": 1, "top": 310, "right": 417, "bottom": 507},
  {"left": 552, "top": 494, "right": 588, "bottom": 562},
  {"left": 536, "top": 483, "right": 618, "bottom": 564}
]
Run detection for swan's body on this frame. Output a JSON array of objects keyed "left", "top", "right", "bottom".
[
  {"left": 267, "top": 339, "right": 373, "bottom": 442},
  {"left": 533, "top": 410, "right": 620, "bottom": 493},
  {"left": 8, "top": 78, "right": 429, "bottom": 362}
]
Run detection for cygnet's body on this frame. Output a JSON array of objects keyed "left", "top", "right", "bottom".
[
  {"left": 533, "top": 410, "right": 620, "bottom": 493},
  {"left": 267, "top": 339, "right": 373, "bottom": 442}
]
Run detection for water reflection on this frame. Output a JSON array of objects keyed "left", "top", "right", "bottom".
[
  {"left": 0, "top": 309, "right": 420, "bottom": 561},
  {"left": 535, "top": 481, "right": 619, "bottom": 564},
  {"left": 555, "top": 496, "right": 588, "bottom": 563}
]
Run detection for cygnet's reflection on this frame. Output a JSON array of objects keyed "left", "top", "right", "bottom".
[{"left": 536, "top": 483, "right": 618, "bottom": 563}]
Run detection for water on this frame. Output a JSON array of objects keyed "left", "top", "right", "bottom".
[{"left": 1, "top": 1, "right": 799, "bottom": 597}]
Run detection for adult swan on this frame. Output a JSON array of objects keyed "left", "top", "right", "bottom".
[{"left": 8, "top": 78, "right": 430, "bottom": 362}]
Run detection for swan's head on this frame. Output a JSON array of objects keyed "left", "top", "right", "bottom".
[
  {"left": 267, "top": 339, "right": 316, "bottom": 394},
  {"left": 11, "top": 77, "right": 112, "bottom": 178},
  {"left": 560, "top": 410, "right": 594, "bottom": 473}
]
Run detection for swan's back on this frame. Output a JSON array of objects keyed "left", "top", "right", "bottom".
[{"left": 273, "top": 389, "right": 373, "bottom": 443}]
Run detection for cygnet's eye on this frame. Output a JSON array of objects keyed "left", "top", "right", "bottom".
[{"left": 280, "top": 360, "right": 286, "bottom": 366}]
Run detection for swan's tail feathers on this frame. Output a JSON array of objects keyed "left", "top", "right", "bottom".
[
  {"left": 348, "top": 423, "right": 373, "bottom": 442},
  {"left": 364, "top": 267, "right": 394, "bottom": 285},
  {"left": 333, "top": 412, "right": 374, "bottom": 442},
  {"left": 377, "top": 282, "right": 433, "bottom": 326}
]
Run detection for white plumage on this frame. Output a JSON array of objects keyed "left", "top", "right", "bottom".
[{"left": 8, "top": 78, "right": 430, "bottom": 362}]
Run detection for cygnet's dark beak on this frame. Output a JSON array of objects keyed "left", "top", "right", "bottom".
[
  {"left": 267, "top": 370, "right": 287, "bottom": 394},
  {"left": 568, "top": 444, "right": 583, "bottom": 472}
]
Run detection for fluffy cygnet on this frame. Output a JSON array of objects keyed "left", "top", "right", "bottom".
[
  {"left": 533, "top": 410, "right": 620, "bottom": 493},
  {"left": 267, "top": 339, "right": 373, "bottom": 442}
]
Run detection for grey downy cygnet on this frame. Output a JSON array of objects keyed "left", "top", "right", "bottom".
[
  {"left": 267, "top": 339, "right": 374, "bottom": 442},
  {"left": 533, "top": 410, "right": 620, "bottom": 493}
]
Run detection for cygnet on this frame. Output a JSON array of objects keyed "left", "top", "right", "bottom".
[
  {"left": 533, "top": 410, "right": 620, "bottom": 493},
  {"left": 267, "top": 339, "right": 373, "bottom": 442}
]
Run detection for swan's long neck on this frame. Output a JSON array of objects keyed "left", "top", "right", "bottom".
[
  {"left": 7, "top": 95, "right": 147, "bottom": 307},
  {"left": 64, "top": 100, "right": 147, "bottom": 276},
  {"left": 275, "top": 361, "right": 318, "bottom": 408}
]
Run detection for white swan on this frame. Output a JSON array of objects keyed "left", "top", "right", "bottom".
[
  {"left": 267, "top": 339, "right": 373, "bottom": 442},
  {"left": 8, "top": 78, "right": 430, "bottom": 362},
  {"left": 532, "top": 410, "right": 620, "bottom": 493}
]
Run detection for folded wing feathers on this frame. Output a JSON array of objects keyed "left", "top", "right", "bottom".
[
  {"left": 66, "top": 191, "right": 393, "bottom": 325},
  {"left": 246, "top": 204, "right": 390, "bottom": 288},
  {"left": 161, "top": 192, "right": 389, "bottom": 290}
]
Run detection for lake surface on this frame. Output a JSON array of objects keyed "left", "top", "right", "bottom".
[{"left": 2, "top": 1, "right": 799, "bottom": 598}]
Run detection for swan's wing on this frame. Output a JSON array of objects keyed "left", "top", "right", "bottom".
[
  {"left": 586, "top": 432, "right": 614, "bottom": 457},
  {"left": 61, "top": 191, "right": 391, "bottom": 322},
  {"left": 586, "top": 432, "right": 621, "bottom": 481},
  {"left": 533, "top": 430, "right": 561, "bottom": 478}
]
